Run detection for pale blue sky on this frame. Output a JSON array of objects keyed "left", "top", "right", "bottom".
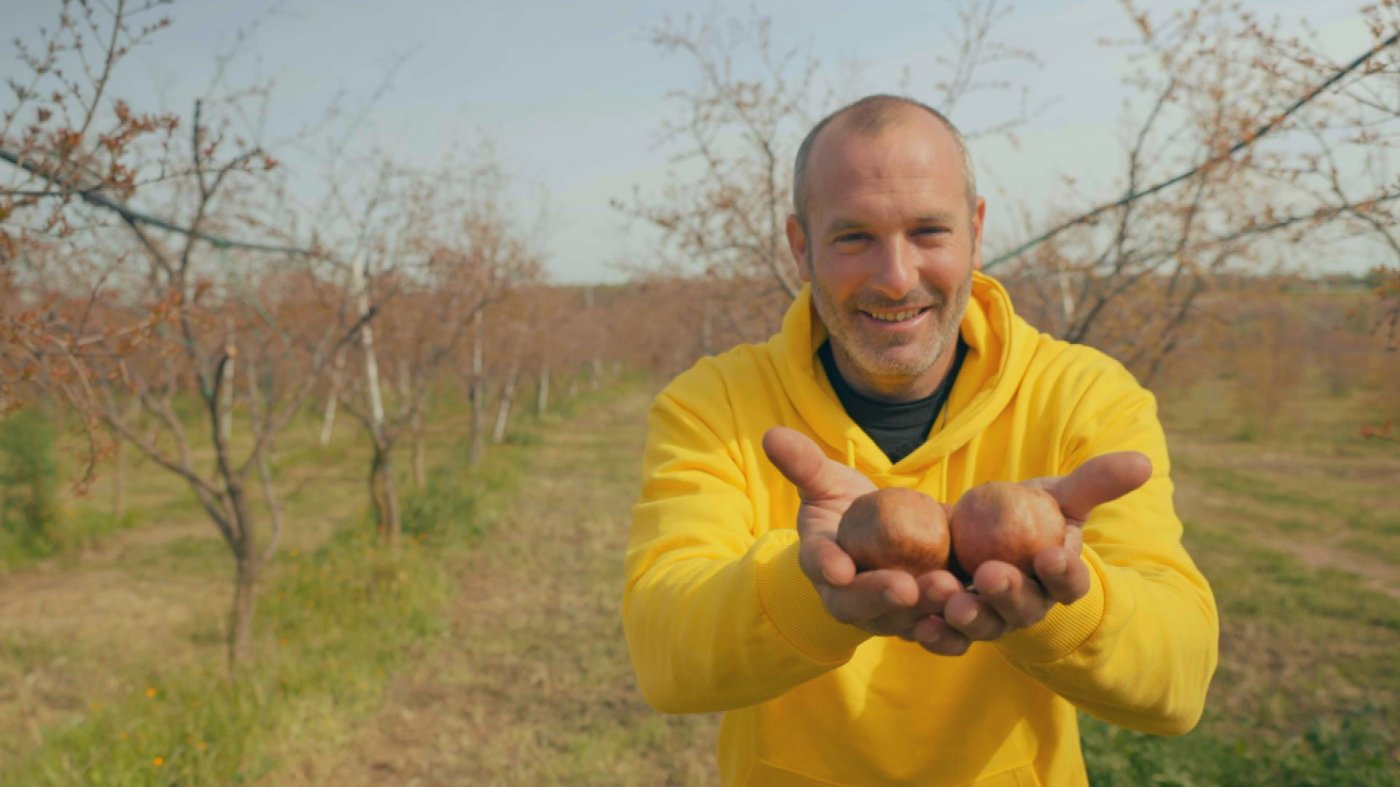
[{"left": 3, "top": 1, "right": 1375, "bottom": 282}]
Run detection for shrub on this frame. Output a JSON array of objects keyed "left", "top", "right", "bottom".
[{"left": 0, "top": 408, "right": 61, "bottom": 558}]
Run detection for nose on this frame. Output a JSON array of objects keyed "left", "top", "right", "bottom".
[{"left": 867, "top": 236, "right": 919, "bottom": 300}]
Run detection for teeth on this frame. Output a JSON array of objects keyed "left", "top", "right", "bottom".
[{"left": 868, "top": 309, "right": 920, "bottom": 322}]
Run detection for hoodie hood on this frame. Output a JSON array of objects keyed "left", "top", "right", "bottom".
[{"left": 770, "top": 271, "right": 1035, "bottom": 476}]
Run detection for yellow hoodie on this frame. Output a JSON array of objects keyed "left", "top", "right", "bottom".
[{"left": 623, "top": 273, "right": 1219, "bottom": 786}]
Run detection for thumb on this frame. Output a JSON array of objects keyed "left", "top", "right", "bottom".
[
  {"left": 1052, "top": 451, "right": 1154, "bottom": 522},
  {"left": 763, "top": 426, "right": 838, "bottom": 500}
]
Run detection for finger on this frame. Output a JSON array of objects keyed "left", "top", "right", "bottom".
[
  {"left": 942, "top": 591, "right": 1010, "bottom": 641},
  {"left": 1031, "top": 546, "right": 1091, "bottom": 605},
  {"left": 1050, "top": 451, "right": 1154, "bottom": 521},
  {"left": 972, "top": 562, "right": 1050, "bottom": 630},
  {"left": 912, "top": 616, "right": 972, "bottom": 657},
  {"left": 821, "top": 569, "right": 919, "bottom": 625},
  {"left": 916, "top": 570, "right": 966, "bottom": 616},
  {"left": 1061, "top": 524, "right": 1084, "bottom": 555},
  {"left": 862, "top": 606, "right": 927, "bottom": 639},
  {"left": 801, "top": 532, "right": 856, "bottom": 587},
  {"left": 763, "top": 427, "right": 838, "bottom": 500}
]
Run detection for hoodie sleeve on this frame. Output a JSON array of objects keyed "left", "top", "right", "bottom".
[
  {"left": 993, "top": 359, "right": 1220, "bottom": 736},
  {"left": 622, "top": 372, "right": 871, "bottom": 714}
]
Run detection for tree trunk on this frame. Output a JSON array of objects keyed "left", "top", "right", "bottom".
[
  {"left": 228, "top": 548, "right": 260, "bottom": 670},
  {"left": 370, "top": 443, "right": 402, "bottom": 545},
  {"left": 536, "top": 366, "right": 549, "bottom": 416},
  {"left": 221, "top": 317, "right": 236, "bottom": 443},
  {"left": 111, "top": 436, "right": 126, "bottom": 520},
  {"left": 320, "top": 346, "right": 348, "bottom": 447},
  {"left": 411, "top": 409, "right": 426, "bottom": 490},
  {"left": 493, "top": 365, "right": 518, "bottom": 444},
  {"left": 468, "top": 310, "right": 485, "bottom": 467}
]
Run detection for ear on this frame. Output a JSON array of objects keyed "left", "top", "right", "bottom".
[
  {"left": 786, "top": 214, "right": 811, "bottom": 283},
  {"left": 970, "top": 197, "right": 987, "bottom": 272}
]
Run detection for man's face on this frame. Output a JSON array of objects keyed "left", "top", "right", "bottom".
[{"left": 786, "top": 113, "right": 985, "bottom": 403}]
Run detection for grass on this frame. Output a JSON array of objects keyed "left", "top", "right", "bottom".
[
  {"left": 0, "top": 376, "right": 603, "bottom": 786},
  {"left": 1080, "top": 363, "right": 1400, "bottom": 785},
  {"left": 1079, "top": 513, "right": 1399, "bottom": 784},
  {"left": 1081, "top": 703, "right": 1397, "bottom": 787}
]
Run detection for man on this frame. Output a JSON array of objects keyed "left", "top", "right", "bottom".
[{"left": 623, "top": 94, "right": 1218, "bottom": 786}]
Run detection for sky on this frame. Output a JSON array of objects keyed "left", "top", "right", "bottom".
[{"left": 2, "top": 0, "right": 1379, "bottom": 283}]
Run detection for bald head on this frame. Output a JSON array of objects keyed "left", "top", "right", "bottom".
[{"left": 793, "top": 95, "right": 977, "bottom": 233}]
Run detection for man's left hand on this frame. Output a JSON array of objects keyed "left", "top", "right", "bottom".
[{"left": 912, "top": 451, "right": 1153, "bottom": 656}]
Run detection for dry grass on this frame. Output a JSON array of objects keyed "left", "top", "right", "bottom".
[{"left": 264, "top": 387, "right": 719, "bottom": 786}]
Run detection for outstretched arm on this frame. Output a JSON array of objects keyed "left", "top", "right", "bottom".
[{"left": 624, "top": 391, "right": 878, "bottom": 713}]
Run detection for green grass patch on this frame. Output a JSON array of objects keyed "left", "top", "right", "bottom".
[
  {"left": 2, "top": 534, "right": 453, "bottom": 786},
  {"left": 1083, "top": 703, "right": 1398, "bottom": 786},
  {"left": 1094, "top": 506, "right": 1400, "bottom": 785},
  {"left": 0, "top": 505, "right": 142, "bottom": 570},
  {"left": 0, "top": 388, "right": 565, "bottom": 786}
]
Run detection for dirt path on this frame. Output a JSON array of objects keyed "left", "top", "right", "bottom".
[
  {"left": 282, "top": 389, "right": 719, "bottom": 786},
  {"left": 1170, "top": 438, "right": 1400, "bottom": 601}
]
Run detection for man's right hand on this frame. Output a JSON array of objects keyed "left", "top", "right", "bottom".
[{"left": 762, "top": 427, "right": 939, "bottom": 638}]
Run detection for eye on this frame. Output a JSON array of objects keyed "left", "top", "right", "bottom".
[
  {"left": 833, "top": 231, "right": 872, "bottom": 245},
  {"left": 912, "top": 226, "right": 949, "bottom": 238}
]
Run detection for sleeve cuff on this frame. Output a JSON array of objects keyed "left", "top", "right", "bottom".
[
  {"left": 995, "top": 549, "right": 1106, "bottom": 664},
  {"left": 755, "top": 534, "right": 871, "bottom": 663}
]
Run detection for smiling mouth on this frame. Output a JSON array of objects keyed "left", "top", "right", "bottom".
[{"left": 863, "top": 307, "right": 928, "bottom": 323}]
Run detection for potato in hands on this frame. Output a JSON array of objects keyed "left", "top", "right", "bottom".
[
  {"left": 949, "top": 482, "right": 1065, "bottom": 579},
  {"left": 836, "top": 482, "right": 1066, "bottom": 582},
  {"left": 836, "top": 488, "right": 951, "bottom": 575}
]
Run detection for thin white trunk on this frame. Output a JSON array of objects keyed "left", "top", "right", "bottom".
[
  {"left": 585, "top": 286, "right": 602, "bottom": 391},
  {"left": 536, "top": 365, "right": 550, "bottom": 415},
  {"left": 220, "top": 315, "right": 236, "bottom": 442},
  {"left": 353, "top": 253, "right": 386, "bottom": 433},
  {"left": 1057, "top": 269, "right": 1076, "bottom": 339},
  {"left": 468, "top": 309, "right": 485, "bottom": 466},
  {"left": 492, "top": 364, "right": 518, "bottom": 444},
  {"left": 319, "top": 345, "right": 348, "bottom": 447}
]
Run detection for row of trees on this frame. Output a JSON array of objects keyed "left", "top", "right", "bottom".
[
  {"left": 620, "top": 0, "right": 1399, "bottom": 386},
  {"left": 3, "top": 0, "right": 1396, "bottom": 677},
  {"left": 0, "top": 1, "right": 631, "bottom": 669}
]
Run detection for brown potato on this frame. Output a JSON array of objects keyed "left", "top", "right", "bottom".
[
  {"left": 837, "top": 488, "right": 950, "bottom": 575},
  {"left": 949, "top": 482, "right": 1065, "bottom": 579}
]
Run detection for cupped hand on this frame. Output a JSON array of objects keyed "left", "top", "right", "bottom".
[
  {"left": 763, "top": 427, "right": 932, "bottom": 637},
  {"left": 913, "top": 450, "right": 1153, "bottom": 656}
]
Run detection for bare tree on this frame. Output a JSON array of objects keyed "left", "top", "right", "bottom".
[
  {"left": 615, "top": 0, "right": 1042, "bottom": 353},
  {"left": 330, "top": 155, "right": 541, "bottom": 544},
  {"left": 989, "top": 0, "right": 1399, "bottom": 383},
  {"left": 613, "top": 9, "right": 817, "bottom": 299},
  {"left": 1, "top": 3, "right": 383, "bottom": 670}
]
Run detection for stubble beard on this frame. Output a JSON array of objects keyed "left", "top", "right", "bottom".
[{"left": 811, "top": 266, "right": 972, "bottom": 390}]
